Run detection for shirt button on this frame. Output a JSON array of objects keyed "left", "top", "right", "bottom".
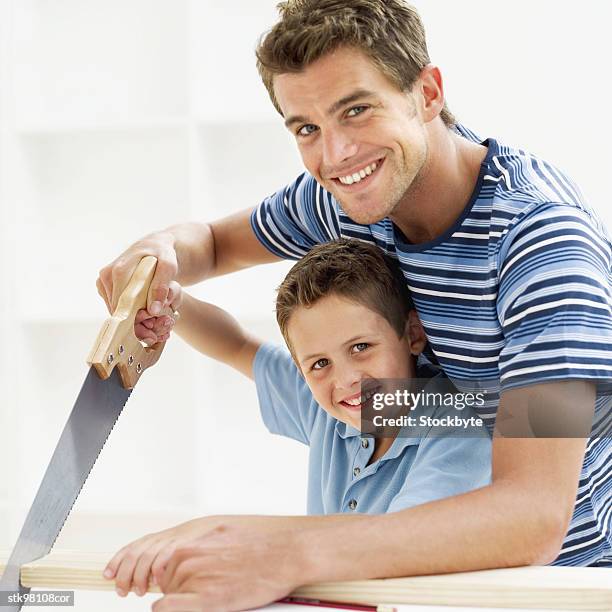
[
  {"left": 353, "top": 467, "right": 361, "bottom": 477},
  {"left": 361, "top": 438, "right": 369, "bottom": 449},
  {"left": 348, "top": 499, "right": 358, "bottom": 511}
]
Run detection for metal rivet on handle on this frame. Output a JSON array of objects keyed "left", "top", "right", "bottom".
[
  {"left": 128, "top": 355, "right": 134, "bottom": 366},
  {"left": 136, "top": 363, "right": 142, "bottom": 374},
  {"left": 107, "top": 354, "right": 114, "bottom": 365}
]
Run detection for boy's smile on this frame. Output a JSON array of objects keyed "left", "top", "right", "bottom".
[{"left": 287, "top": 294, "right": 422, "bottom": 430}]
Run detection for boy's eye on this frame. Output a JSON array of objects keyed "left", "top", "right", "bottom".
[
  {"left": 352, "top": 342, "right": 369, "bottom": 353},
  {"left": 312, "top": 358, "right": 329, "bottom": 370},
  {"left": 346, "top": 105, "right": 368, "bottom": 117},
  {"left": 297, "top": 124, "right": 318, "bottom": 137}
]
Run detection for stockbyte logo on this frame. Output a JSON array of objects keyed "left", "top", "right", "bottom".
[{"left": 359, "top": 377, "right": 607, "bottom": 439}]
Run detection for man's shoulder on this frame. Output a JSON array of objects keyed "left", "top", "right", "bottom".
[{"left": 464, "top": 132, "right": 610, "bottom": 253}]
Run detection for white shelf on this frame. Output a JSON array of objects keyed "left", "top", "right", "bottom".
[
  {"left": 12, "top": 0, "right": 190, "bottom": 127},
  {"left": 194, "top": 120, "right": 303, "bottom": 219},
  {"left": 190, "top": 0, "right": 280, "bottom": 121},
  {"left": 17, "top": 116, "right": 190, "bottom": 136},
  {"left": 190, "top": 261, "right": 294, "bottom": 320}
]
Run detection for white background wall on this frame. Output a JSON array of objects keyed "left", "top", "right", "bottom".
[{"left": 0, "top": 1, "right": 610, "bottom": 611}]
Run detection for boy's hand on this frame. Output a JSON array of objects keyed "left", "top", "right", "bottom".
[
  {"left": 134, "top": 280, "right": 182, "bottom": 345},
  {"left": 103, "top": 517, "right": 221, "bottom": 597}
]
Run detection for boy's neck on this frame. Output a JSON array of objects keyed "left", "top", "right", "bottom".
[{"left": 367, "top": 435, "right": 396, "bottom": 466}]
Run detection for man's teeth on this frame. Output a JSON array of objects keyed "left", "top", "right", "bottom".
[{"left": 339, "top": 161, "right": 378, "bottom": 185}]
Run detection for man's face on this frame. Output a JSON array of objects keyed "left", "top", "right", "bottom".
[
  {"left": 274, "top": 46, "right": 428, "bottom": 225},
  {"left": 287, "top": 294, "right": 415, "bottom": 430}
]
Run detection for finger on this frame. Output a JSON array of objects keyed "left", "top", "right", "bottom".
[
  {"left": 152, "top": 593, "right": 204, "bottom": 612},
  {"left": 135, "top": 309, "right": 153, "bottom": 324},
  {"left": 162, "top": 549, "right": 208, "bottom": 594},
  {"left": 114, "top": 545, "right": 151, "bottom": 596},
  {"left": 148, "top": 254, "right": 178, "bottom": 316},
  {"left": 135, "top": 322, "right": 158, "bottom": 344},
  {"left": 151, "top": 544, "right": 178, "bottom": 587},
  {"left": 135, "top": 308, "right": 156, "bottom": 331},
  {"left": 132, "top": 542, "right": 166, "bottom": 596},
  {"left": 167, "top": 281, "right": 183, "bottom": 311},
  {"left": 159, "top": 546, "right": 198, "bottom": 593},
  {"left": 151, "top": 315, "right": 174, "bottom": 334},
  {"left": 110, "top": 258, "right": 139, "bottom": 312},
  {"left": 103, "top": 545, "right": 131, "bottom": 580}
]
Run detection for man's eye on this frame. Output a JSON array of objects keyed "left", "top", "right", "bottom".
[
  {"left": 346, "top": 105, "right": 368, "bottom": 117},
  {"left": 312, "top": 358, "right": 329, "bottom": 370},
  {"left": 352, "top": 343, "right": 369, "bottom": 353},
  {"left": 297, "top": 124, "right": 318, "bottom": 136}
]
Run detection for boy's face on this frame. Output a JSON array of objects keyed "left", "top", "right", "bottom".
[{"left": 286, "top": 294, "right": 425, "bottom": 430}]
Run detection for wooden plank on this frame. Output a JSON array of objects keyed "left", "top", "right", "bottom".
[{"left": 2, "top": 551, "right": 611, "bottom": 610}]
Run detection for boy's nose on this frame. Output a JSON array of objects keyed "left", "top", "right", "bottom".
[{"left": 334, "top": 366, "right": 362, "bottom": 394}]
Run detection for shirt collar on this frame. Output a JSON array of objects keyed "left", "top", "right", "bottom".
[
  {"left": 380, "top": 428, "right": 421, "bottom": 462},
  {"left": 334, "top": 420, "right": 362, "bottom": 439},
  {"left": 334, "top": 421, "right": 421, "bottom": 460}
]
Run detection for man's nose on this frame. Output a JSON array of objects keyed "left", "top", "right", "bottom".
[{"left": 322, "top": 128, "right": 358, "bottom": 169}]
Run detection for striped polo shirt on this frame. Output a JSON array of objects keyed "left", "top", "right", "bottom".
[{"left": 250, "top": 125, "right": 612, "bottom": 567}]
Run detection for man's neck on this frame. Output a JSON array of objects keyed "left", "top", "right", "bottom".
[{"left": 391, "top": 127, "right": 488, "bottom": 244}]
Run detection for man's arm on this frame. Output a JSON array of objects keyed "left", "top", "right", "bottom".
[
  {"left": 97, "top": 207, "right": 281, "bottom": 313},
  {"left": 155, "top": 380, "right": 594, "bottom": 611},
  {"left": 298, "top": 381, "right": 593, "bottom": 579}
]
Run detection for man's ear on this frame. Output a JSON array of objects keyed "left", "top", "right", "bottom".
[
  {"left": 406, "top": 309, "right": 427, "bottom": 355},
  {"left": 415, "top": 64, "right": 445, "bottom": 124}
]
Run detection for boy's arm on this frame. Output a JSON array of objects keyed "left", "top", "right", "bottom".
[{"left": 174, "top": 292, "right": 260, "bottom": 380}]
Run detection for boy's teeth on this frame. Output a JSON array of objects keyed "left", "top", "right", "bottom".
[
  {"left": 339, "top": 161, "right": 378, "bottom": 185},
  {"left": 344, "top": 397, "right": 361, "bottom": 406}
]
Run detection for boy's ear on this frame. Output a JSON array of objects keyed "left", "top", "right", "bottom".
[{"left": 406, "top": 309, "right": 427, "bottom": 356}]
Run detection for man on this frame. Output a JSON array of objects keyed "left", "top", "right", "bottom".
[{"left": 98, "top": 1, "right": 611, "bottom": 611}]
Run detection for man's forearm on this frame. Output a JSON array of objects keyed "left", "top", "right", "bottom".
[
  {"left": 164, "top": 207, "right": 282, "bottom": 286},
  {"left": 293, "top": 482, "right": 566, "bottom": 583},
  {"left": 162, "top": 222, "right": 216, "bottom": 286},
  {"left": 218, "top": 513, "right": 369, "bottom": 532}
]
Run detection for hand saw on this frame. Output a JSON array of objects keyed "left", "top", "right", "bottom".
[{"left": 0, "top": 256, "right": 167, "bottom": 611}]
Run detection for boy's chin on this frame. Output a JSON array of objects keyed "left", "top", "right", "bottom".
[{"left": 339, "top": 415, "right": 362, "bottom": 431}]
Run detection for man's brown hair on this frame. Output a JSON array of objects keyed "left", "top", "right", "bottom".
[
  {"left": 276, "top": 238, "right": 414, "bottom": 355},
  {"left": 256, "top": 0, "right": 455, "bottom": 127}
]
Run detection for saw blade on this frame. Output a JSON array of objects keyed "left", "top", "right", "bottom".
[{"left": 0, "top": 367, "right": 131, "bottom": 611}]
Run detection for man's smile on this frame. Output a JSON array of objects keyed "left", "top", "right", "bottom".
[{"left": 329, "top": 157, "right": 385, "bottom": 191}]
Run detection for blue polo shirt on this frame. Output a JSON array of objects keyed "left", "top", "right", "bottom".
[{"left": 253, "top": 342, "right": 492, "bottom": 515}]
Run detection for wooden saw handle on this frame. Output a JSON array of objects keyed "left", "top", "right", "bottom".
[{"left": 87, "top": 256, "right": 166, "bottom": 389}]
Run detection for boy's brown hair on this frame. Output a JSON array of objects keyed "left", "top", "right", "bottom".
[
  {"left": 276, "top": 238, "right": 414, "bottom": 354},
  {"left": 256, "top": 0, "right": 455, "bottom": 127}
]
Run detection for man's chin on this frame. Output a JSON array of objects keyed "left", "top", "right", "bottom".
[{"left": 334, "top": 197, "right": 391, "bottom": 226}]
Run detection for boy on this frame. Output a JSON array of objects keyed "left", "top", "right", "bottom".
[{"left": 104, "top": 238, "right": 491, "bottom": 597}]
